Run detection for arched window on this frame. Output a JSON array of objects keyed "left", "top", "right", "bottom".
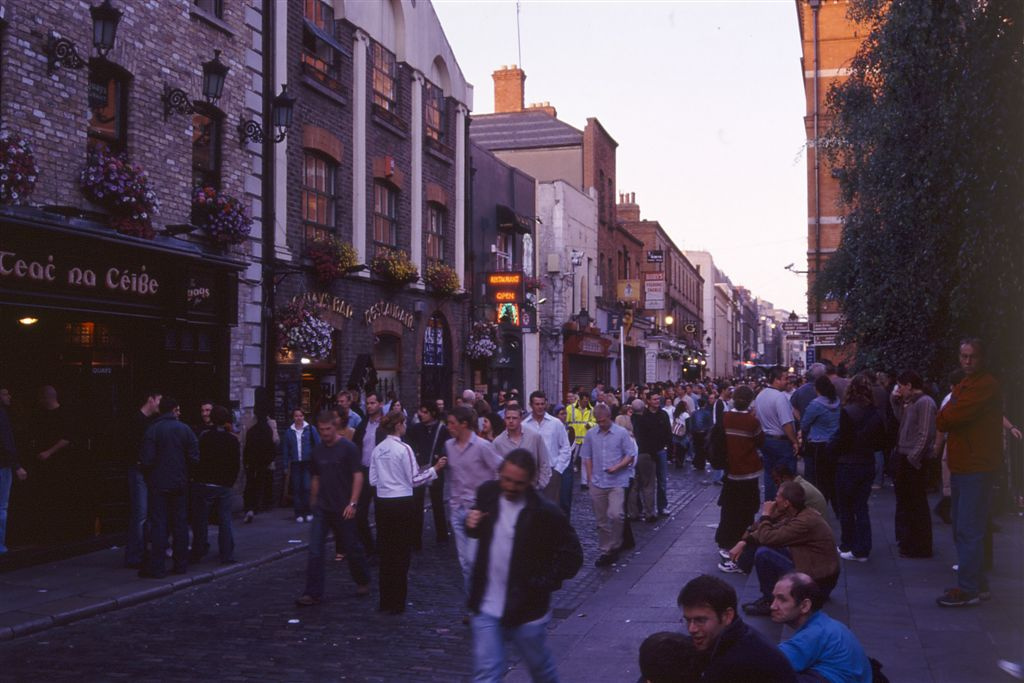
[
  {"left": 303, "top": 152, "right": 337, "bottom": 243},
  {"left": 373, "top": 333, "right": 401, "bottom": 399},
  {"left": 87, "top": 60, "right": 130, "bottom": 153}
]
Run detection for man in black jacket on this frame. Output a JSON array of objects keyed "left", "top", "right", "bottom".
[
  {"left": 677, "top": 574, "right": 795, "bottom": 682},
  {"left": 190, "top": 405, "right": 241, "bottom": 564},
  {"left": 466, "top": 449, "right": 583, "bottom": 682},
  {"left": 139, "top": 396, "right": 199, "bottom": 578},
  {"left": 635, "top": 394, "right": 673, "bottom": 517},
  {"left": 405, "top": 402, "right": 450, "bottom": 548}
]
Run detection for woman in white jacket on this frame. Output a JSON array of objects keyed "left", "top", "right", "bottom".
[{"left": 370, "top": 410, "right": 446, "bottom": 614}]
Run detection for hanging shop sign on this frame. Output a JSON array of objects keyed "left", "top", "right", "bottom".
[
  {"left": 364, "top": 300, "right": 414, "bottom": 329},
  {"left": 643, "top": 271, "right": 665, "bottom": 311},
  {"left": 617, "top": 279, "right": 641, "bottom": 304},
  {"left": 485, "top": 271, "right": 524, "bottom": 304}
]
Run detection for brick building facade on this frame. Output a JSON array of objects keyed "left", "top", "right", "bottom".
[
  {"left": 0, "top": 0, "right": 261, "bottom": 552},
  {"left": 269, "top": 0, "right": 472, "bottom": 417}
]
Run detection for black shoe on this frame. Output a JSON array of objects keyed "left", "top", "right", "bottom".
[
  {"left": 643, "top": 515, "right": 657, "bottom": 523},
  {"left": 595, "top": 553, "right": 616, "bottom": 567},
  {"left": 742, "top": 597, "right": 772, "bottom": 616}
]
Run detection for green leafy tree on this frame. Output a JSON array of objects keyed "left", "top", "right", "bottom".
[{"left": 818, "top": 0, "right": 1023, "bottom": 400}]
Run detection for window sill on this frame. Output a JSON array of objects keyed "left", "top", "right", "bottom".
[
  {"left": 371, "top": 104, "right": 408, "bottom": 139},
  {"left": 425, "top": 139, "right": 454, "bottom": 165},
  {"left": 190, "top": 8, "right": 236, "bottom": 37},
  {"left": 300, "top": 73, "right": 348, "bottom": 108}
]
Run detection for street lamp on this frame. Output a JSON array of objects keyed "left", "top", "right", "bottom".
[
  {"left": 163, "top": 50, "right": 231, "bottom": 120},
  {"left": 664, "top": 314, "right": 674, "bottom": 327},
  {"left": 239, "top": 85, "right": 298, "bottom": 144}
]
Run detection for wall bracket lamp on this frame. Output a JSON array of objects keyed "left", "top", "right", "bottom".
[
  {"left": 238, "top": 84, "right": 296, "bottom": 145},
  {"left": 47, "top": 0, "right": 123, "bottom": 75},
  {"left": 163, "top": 50, "right": 230, "bottom": 121}
]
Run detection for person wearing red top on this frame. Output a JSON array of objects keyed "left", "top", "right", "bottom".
[
  {"left": 715, "top": 385, "right": 765, "bottom": 571},
  {"left": 934, "top": 338, "right": 1003, "bottom": 607}
]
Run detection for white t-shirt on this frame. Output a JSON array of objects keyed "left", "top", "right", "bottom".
[{"left": 479, "top": 495, "right": 526, "bottom": 618}]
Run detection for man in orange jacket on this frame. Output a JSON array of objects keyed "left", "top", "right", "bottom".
[{"left": 934, "top": 338, "right": 1003, "bottom": 607}]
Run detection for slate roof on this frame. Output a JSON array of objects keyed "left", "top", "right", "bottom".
[{"left": 469, "top": 111, "right": 583, "bottom": 151}]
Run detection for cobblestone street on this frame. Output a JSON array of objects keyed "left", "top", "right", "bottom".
[{"left": 0, "top": 466, "right": 710, "bottom": 681}]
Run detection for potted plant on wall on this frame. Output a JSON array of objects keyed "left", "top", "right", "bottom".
[
  {"left": 277, "top": 299, "right": 334, "bottom": 361},
  {"left": 80, "top": 148, "right": 160, "bottom": 238},
  {"left": 0, "top": 133, "right": 38, "bottom": 206},
  {"left": 306, "top": 235, "right": 361, "bottom": 287},
  {"left": 423, "top": 262, "right": 460, "bottom": 298},
  {"left": 192, "top": 186, "right": 253, "bottom": 246},
  {"left": 369, "top": 247, "right": 419, "bottom": 287},
  {"left": 466, "top": 321, "right": 498, "bottom": 361}
]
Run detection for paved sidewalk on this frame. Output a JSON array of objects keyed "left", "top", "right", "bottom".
[
  {"left": 510, "top": 484, "right": 1024, "bottom": 683},
  {"left": 0, "top": 511, "right": 310, "bottom": 641}
]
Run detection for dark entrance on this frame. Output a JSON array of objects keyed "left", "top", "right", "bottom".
[{"left": 420, "top": 311, "right": 452, "bottom": 406}]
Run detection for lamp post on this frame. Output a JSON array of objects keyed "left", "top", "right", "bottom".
[{"left": 48, "top": 0, "right": 123, "bottom": 74}]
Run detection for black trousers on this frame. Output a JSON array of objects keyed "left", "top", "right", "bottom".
[
  {"left": 356, "top": 466, "right": 376, "bottom": 553},
  {"left": 894, "top": 453, "right": 932, "bottom": 556},
  {"left": 243, "top": 462, "right": 273, "bottom": 513},
  {"left": 412, "top": 471, "right": 448, "bottom": 548},
  {"left": 806, "top": 441, "right": 836, "bottom": 508},
  {"left": 716, "top": 477, "right": 761, "bottom": 549},
  {"left": 375, "top": 495, "right": 416, "bottom": 612}
]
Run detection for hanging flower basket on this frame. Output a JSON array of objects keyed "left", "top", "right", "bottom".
[
  {"left": 80, "top": 148, "right": 160, "bottom": 238},
  {"left": 0, "top": 133, "right": 38, "bottom": 206},
  {"left": 369, "top": 247, "right": 419, "bottom": 286},
  {"left": 307, "top": 236, "right": 360, "bottom": 287},
  {"left": 524, "top": 275, "right": 545, "bottom": 292},
  {"left": 466, "top": 321, "right": 498, "bottom": 360},
  {"left": 277, "top": 299, "right": 334, "bottom": 361},
  {"left": 424, "top": 262, "right": 460, "bottom": 297},
  {"left": 192, "top": 186, "right": 253, "bottom": 246}
]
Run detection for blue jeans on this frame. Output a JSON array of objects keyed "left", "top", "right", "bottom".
[
  {"left": 951, "top": 471, "right": 993, "bottom": 594},
  {"left": 304, "top": 509, "right": 370, "bottom": 598},
  {"left": 754, "top": 546, "right": 795, "bottom": 599},
  {"left": 189, "top": 482, "right": 235, "bottom": 563},
  {"left": 146, "top": 488, "right": 189, "bottom": 577},
  {"left": 655, "top": 450, "right": 668, "bottom": 513},
  {"left": 125, "top": 467, "right": 148, "bottom": 566},
  {"left": 450, "top": 504, "right": 478, "bottom": 592},
  {"left": 0, "top": 467, "right": 11, "bottom": 553},
  {"left": 558, "top": 463, "right": 574, "bottom": 517},
  {"left": 290, "top": 462, "right": 312, "bottom": 517},
  {"left": 472, "top": 612, "right": 558, "bottom": 683},
  {"left": 761, "top": 438, "right": 796, "bottom": 502},
  {"left": 835, "top": 462, "right": 874, "bottom": 557}
]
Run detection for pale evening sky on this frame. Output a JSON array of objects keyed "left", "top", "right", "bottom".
[{"left": 433, "top": 0, "right": 810, "bottom": 315}]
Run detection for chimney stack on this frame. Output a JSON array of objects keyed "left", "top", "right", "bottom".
[
  {"left": 492, "top": 65, "right": 526, "bottom": 113},
  {"left": 527, "top": 100, "right": 558, "bottom": 118},
  {"left": 617, "top": 191, "right": 640, "bottom": 222}
]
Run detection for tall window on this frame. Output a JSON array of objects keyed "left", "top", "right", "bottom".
[
  {"left": 423, "top": 313, "right": 445, "bottom": 367},
  {"left": 495, "top": 232, "right": 513, "bottom": 271},
  {"left": 373, "top": 182, "right": 397, "bottom": 254},
  {"left": 87, "top": 61, "right": 129, "bottom": 153},
  {"left": 303, "top": 153, "right": 336, "bottom": 243},
  {"left": 374, "top": 334, "right": 401, "bottom": 399},
  {"left": 425, "top": 204, "right": 445, "bottom": 268},
  {"left": 194, "top": 0, "right": 223, "bottom": 17},
  {"left": 424, "top": 82, "right": 445, "bottom": 142},
  {"left": 302, "top": 0, "right": 342, "bottom": 91},
  {"left": 192, "top": 106, "right": 221, "bottom": 189},
  {"left": 372, "top": 42, "right": 397, "bottom": 112}
]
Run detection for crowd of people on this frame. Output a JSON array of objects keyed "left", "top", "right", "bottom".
[{"left": 0, "top": 336, "right": 1020, "bottom": 681}]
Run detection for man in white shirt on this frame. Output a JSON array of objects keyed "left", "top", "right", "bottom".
[
  {"left": 753, "top": 367, "right": 800, "bottom": 501},
  {"left": 523, "top": 390, "right": 573, "bottom": 515},
  {"left": 466, "top": 449, "right": 583, "bottom": 682}
]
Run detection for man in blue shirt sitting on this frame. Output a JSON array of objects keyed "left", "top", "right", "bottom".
[{"left": 771, "top": 572, "right": 872, "bottom": 683}]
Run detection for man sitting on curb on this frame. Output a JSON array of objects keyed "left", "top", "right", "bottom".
[
  {"left": 771, "top": 572, "right": 872, "bottom": 683},
  {"left": 677, "top": 574, "right": 796, "bottom": 682},
  {"left": 727, "top": 482, "right": 840, "bottom": 616},
  {"left": 772, "top": 464, "right": 829, "bottom": 518}
]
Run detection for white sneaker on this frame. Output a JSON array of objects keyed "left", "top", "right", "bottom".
[
  {"left": 244, "top": 510, "right": 254, "bottom": 524},
  {"left": 296, "top": 516, "right": 304, "bottom": 523},
  {"left": 718, "top": 548, "right": 731, "bottom": 560},
  {"left": 839, "top": 551, "right": 868, "bottom": 562},
  {"left": 952, "top": 564, "right": 959, "bottom": 572},
  {"left": 718, "top": 560, "right": 744, "bottom": 574},
  {"left": 305, "top": 515, "right": 314, "bottom": 522}
]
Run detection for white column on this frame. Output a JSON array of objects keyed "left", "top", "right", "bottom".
[
  {"left": 455, "top": 104, "right": 467, "bottom": 289},
  {"left": 410, "top": 71, "right": 424, "bottom": 283},
  {"left": 273, "top": 0, "right": 290, "bottom": 260},
  {"left": 352, "top": 30, "right": 369, "bottom": 265}
]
